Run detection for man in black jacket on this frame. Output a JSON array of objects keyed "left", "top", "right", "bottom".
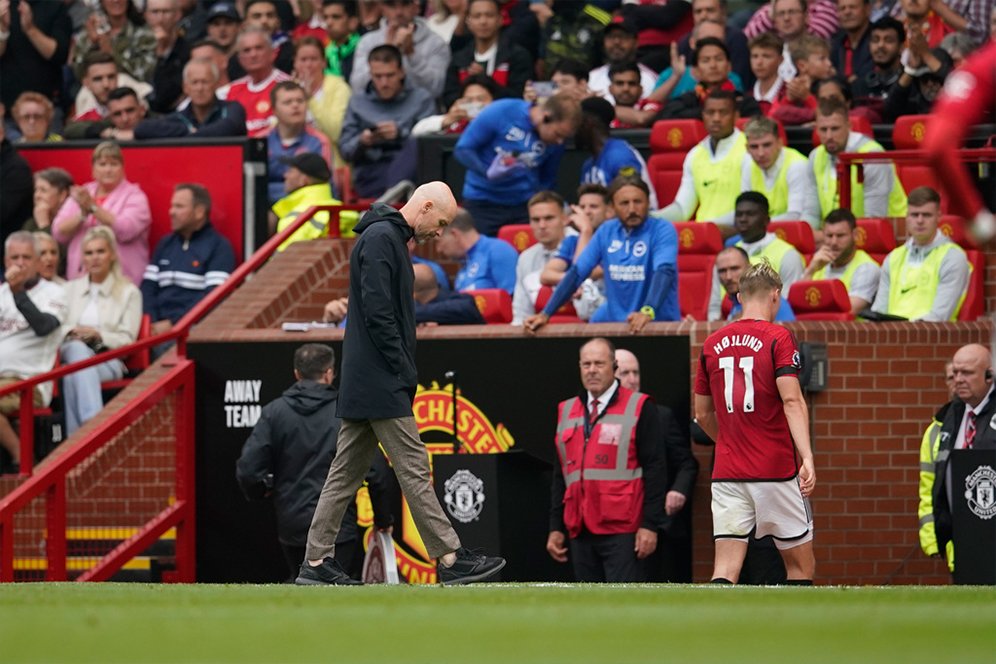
[
  {"left": 133, "top": 59, "right": 246, "bottom": 139},
  {"left": 298, "top": 182, "right": 506, "bottom": 586},
  {"left": 236, "top": 343, "right": 394, "bottom": 581}
]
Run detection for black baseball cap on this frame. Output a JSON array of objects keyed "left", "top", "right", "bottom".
[
  {"left": 604, "top": 20, "right": 637, "bottom": 38},
  {"left": 280, "top": 153, "right": 332, "bottom": 181},
  {"left": 206, "top": 2, "right": 240, "bottom": 23}
]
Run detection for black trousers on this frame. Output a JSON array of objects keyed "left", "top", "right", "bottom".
[{"left": 569, "top": 531, "right": 644, "bottom": 583}]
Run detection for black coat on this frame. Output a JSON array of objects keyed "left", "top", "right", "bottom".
[
  {"left": 656, "top": 404, "right": 699, "bottom": 538},
  {"left": 339, "top": 203, "right": 418, "bottom": 420},
  {"left": 442, "top": 37, "right": 534, "bottom": 108}
]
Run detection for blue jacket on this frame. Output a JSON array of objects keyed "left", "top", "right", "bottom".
[
  {"left": 454, "top": 235, "right": 518, "bottom": 294},
  {"left": 134, "top": 99, "right": 247, "bottom": 139},
  {"left": 266, "top": 130, "right": 328, "bottom": 204},
  {"left": 412, "top": 255, "right": 451, "bottom": 293},
  {"left": 454, "top": 98, "right": 564, "bottom": 205},
  {"left": 415, "top": 292, "right": 485, "bottom": 325},
  {"left": 580, "top": 138, "right": 658, "bottom": 209}
]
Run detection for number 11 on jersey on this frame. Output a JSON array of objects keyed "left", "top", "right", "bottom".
[{"left": 719, "top": 356, "right": 755, "bottom": 413}]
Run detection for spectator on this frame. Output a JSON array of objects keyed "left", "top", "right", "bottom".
[
  {"left": 59, "top": 226, "right": 141, "bottom": 436},
  {"left": 658, "top": 38, "right": 760, "bottom": 119},
  {"left": 142, "top": 0, "right": 189, "bottom": 115},
  {"left": 134, "top": 60, "right": 247, "bottom": 139},
  {"left": 813, "top": 75, "right": 853, "bottom": 104},
  {"left": 851, "top": 16, "right": 903, "bottom": 117},
  {"left": 577, "top": 97, "right": 659, "bottom": 209},
  {"left": 24, "top": 168, "right": 73, "bottom": 235},
  {"left": 656, "top": 89, "right": 748, "bottom": 226},
  {"left": 205, "top": 1, "right": 241, "bottom": 69},
  {"left": 411, "top": 247, "right": 451, "bottom": 295},
  {"left": 291, "top": 0, "right": 331, "bottom": 43},
  {"left": 898, "top": 0, "right": 956, "bottom": 47},
  {"left": 70, "top": 52, "right": 151, "bottom": 124},
  {"left": 523, "top": 58, "right": 592, "bottom": 104},
  {"left": 225, "top": 26, "right": 292, "bottom": 137},
  {"left": 97, "top": 88, "right": 148, "bottom": 141},
  {"left": 349, "top": 0, "right": 451, "bottom": 100},
  {"left": 801, "top": 208, "right": 880, "bottom": 313},
  {"left": 511, "top": 190, "right": 574, "bottom": 325},
  {"left": 265, "top": 81, "right": 332, "bottom": 204},
  {"left": 525, "top": 175, "right": 679, "bottom": 332},
  {"left": 34, "top": 232, "right": 64, "bottom": 285},
  {"left": 271, "top": 152, "right": 351, "bottom": 248},
  {"left": 0, "top": 0, "right": 72, "bottom": 114},
  {"left": 72, "top": 0, "right": 157, "bottom": 84},
  {"left": 142, "top": 183, "right": 235, "bottom": 337},
  {"left": 715, "top": 244, "right": 796, "bottom": 320},
  {"left": 744, "top": 0, "right": 840, "bottom": 41},
  {"left": 10, "top": 92, "right": 61, "bottom": 143},
  {"left": 435, "top": 208, "right": 518, "bottom": 294},
  {"left": 741, "top": 116, "right": 815, "bottom": 224},
  {"left": 747, "top": 32, "right": 786, "bottom": 113},
  {"left": 338, "top": 44, "right": 435, "bottom": 199},
  {"left": 238, "top": 0, "right": 295, "bottom": 75},
  {"left": 618, "top": 0, "right": 694, "bottom": 72},
  {"left": 412, "top": 73, "right": 497, "bottom": 136},
  {"left": 769, "top": 34, "right": 837, "bottom": 125},
  {"left": 882, "top": 40, "right": 952, "bottom": 121},
  {"left": 0, "top": 115, "right": 33, "bottom": 248},
  {"left": 649, "top": 22, "right": 745, "bottom": 105},
  {"left": 0, "top": 231, "right": 67, "bottom": 470},
  {"left": 535, "top": 0, "right": 612, "bottom": 76},
  {"left": 292, "top": 36, "right": 351, "bottom": 169},
  {"left": 545, "top": 337, "right": 666, "bottom": 582},
  {"left": 871, "top": 186, "right": 969, "bottom": 321},
  {"left": 675, "top": 0, "right": 753, "bottom": 88},
  {"left": 588, "top": 21, "right": 659, "bottom": 105},
  {"left": 608, "top": 62, "right": 664, "bottom": 129},
  {"left": 707, "top": 192, "right": 804, "bottom": 320},
  {"left": 413, "top": 263, "right": 484, "bottom": 325},
  {"left": 454, "top": 92, "right": 580, "bottom": 236},
  {"left": 442, "top": 0, "right": 532, "bottom": 108},
  {"left": 938, "top": 32, "right": 977, "bottom": 69},
  {"left": 426, "top": 0, "right": 468, "bottom": 48},
  {"left": 322, "top": 0, "right": 361, "bottom": 81},
  {"left": 189, "top": 39, "right": 233, "bottom": 98},
  {"left": 52, "top": 141, "right": 151, "bottom": 286},
  {"left": 831, "top": 0, "right": 873, "bottom": 83},
  {"left": 806, "top": 97, "right": 907, "bottom": 221},
  {"left": 178, "top": 0, "right": 209, "bottom": 43}
]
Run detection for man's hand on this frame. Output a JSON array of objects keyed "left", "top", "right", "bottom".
[
  {"left": 151, "top": 320, "right": 174, "bottom": 335},
  {"left": 152, "top": 24, "right": 171, "bottom": 56},
  {"left": 626, "top": 311, "right": 652, "bottom": 334},
  {"left": 68, "top": 326, "right": 101, "bottom": 346},
  {"left": 0, "top": 0, "right": 11, "bottom": 32},
  {"left": 546, "top": 530, "right": 568, "bottom": 562},
  {"left": 807, "top": 245, "right": 836, "bottom": 272},
  {"left": 32, "top": 199, "right": 52, "bottom": 229},
  {"left": 634, "top": 527, "right": 658, "bottom": 559},
  {"left": 523, "top": 312, "right": 549, "bottom": 335},
  {"left": 568, "top": 204, "right": 592, "bottom": 234},
  {"left": 908, "top": 28, "right": 929, "bottom": 60},
  {"left": 665, "top": 490, "right": 687, "bottom": 516},
  {"left": 375, "top": 121, "right": 399, "bottom": 141},
  {"left": 670, "top": 42, "right": 686, "bottom": 79},
  {"left": 465, "top": 61, "right": 485, "bottom": 77},
  {"left": 530, "top": 1, "right": 553, "bottom": 26},
  {"left": 17, "top": 0, "right": 33, "bottom": 33},
  {"left": 441, "top": 98, "right": 470, "bottom": 128},
  {"left": 798, "top": 457, "right": 816, "bottom": 496},
  {"left": 71, "top": 186, "right": 95, "bottom": 214},
  {"left": 323, "top": 297, "right": 348, "bottom": 323},
  {"left": 785, "top": 75, "right": 811, "bottom": 103},
  {"left": 4, "top": 264, "right": 27, "bottom": 292},
  {"left": 359, "top": 127, "right": 378, "bottom": 146},
  {"left": 391, "top": 22, "right": 415, "bottom": 54}
]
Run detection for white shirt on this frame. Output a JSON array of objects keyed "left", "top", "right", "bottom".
[
  {"left": 740, "top": 147, "right": 817, "bottom": 225},
  {"left": 587, "top": 380, "right": 618, "bottom": 419},
  {"left": 0, "top": 279, "right": 68, "bottom": 405},
  {"left": 956, "top": 391, "right": 991, "bottom": 450}
]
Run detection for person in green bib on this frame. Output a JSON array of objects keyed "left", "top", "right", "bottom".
[
  {"left": 806, "top": 97, "right": 907, "bottom": 223},
  {"left": 740, "top": 116, "right": 816, "bottom": 227},
  {"left": 870, "top": 186, "right": 969, "bottom": 321},
  {"left": 801, "top": 208, "right": 880, "bottom": 314}
]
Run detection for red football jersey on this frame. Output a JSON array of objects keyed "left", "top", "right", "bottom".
[
  {"left": 225, "top": 69, "right": 292, "bottom": 137},
  {"left": 695, "top": 319, "right": 802, "bottom": 481}
]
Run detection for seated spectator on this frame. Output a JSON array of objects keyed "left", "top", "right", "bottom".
[
  {"left": 426, "top": 0, "right": 469, "bottom": 48},
  {"left": 588, "top": 21, "right": 658, "bottom": 105},
  {"left": 882, "top": 41, "right": 952, "bottom": 121},
  {"left": 676, "top": 0, "right": 752, "bottom": 88},
  {"left": 34, "top": 233, "right": 65, "bottom": 285},
  {"left": 142, "top": 184, "right": 235, "bottom": 337},
  {"left": 655, "top": 89, "right": 748, "bottom": 226},
  {"left": 442, "top": 0, "right": 532, "bottom": 108},
  {"left": 525, "top": 175, "right": 679, "bottom": 332},
  {"left": 0, "top": 117, "right": 33, "bottom": 246},
  {"left": 801, "top": 208, "right": 880, "bottom": 313},
  {"left": 134, "top": 60, "right": 247, "bottom": 139},
  {"left": 650, "top": 21, "right": 745, "bottom": 104},
  {"left": 715, "top": 246, "right": 796, "bottom": 321},
  {"left": 435, "top": 209, "right": 518, "bottom": 293},
  {"left": 350, "top": 0, "right": 450, "bottom": 99},
  {"left": 813, "top": 75, "right": 852, "bottom": 104},
  {"left": 535, "top": 0, "right": 612, "bottom": 75},
  {"left": 11, "top": 93, "right": 61, "bottom": 143},
  {"left": 617, "top": 0, "right": 694, "bottom": 73},
  {"left": 59, "top": 227, "right": 141, "bottom": 435},
  {"left": 744, "top": 0, "right": 840, "bottom": 41},
  {"left": 0, "top": 231, "right": 67, "bottom": 470},
  {"left": 70, "top": 52, "right": 151, "bottom": 125},
  {"left": 265, "top": 82, "right": 332, "bottom": 204},
  {"left": 178, "top": 0, "right": 210, "bottom": 43},
  {"left": 413, "top": 74, "right": 497, "bottom": 136},
  {"left": 225, "top": 26, "right": 292, "bottom": 137},
  {"left": 741, "top": 116, "right": 815, "bottom": 225},
  {"left": 411, "top": 251, "right": 451, "bottom": 294},
  {"left": 236, "top": 0, "right": 295, "bottom": 76},
  {"left": 454, "top": 92, "right": 580, "bottom": 236},
  {"left": 871, "top": 186, "right": 969, "bottom": 321},
  {"left": 769, "top": 34, "right": 836, "bottom": 125},
  {"left": 523, "top": 58, "right": 592, "bottom": 104},
  {"left": 747, "top": 32, "right": 786, "bottom": 113},
  {"left": 511, "top": 191, "right": 575, "bottom": 325},
  {"left": 577, "top": 98, "right": 658, "bottom": 209},
  {"left": 322, "top": 0, "right": 362, "bottom": 81},
  {"left": 938, "top": 32, "right": 976, "bottom": 69},
  {"left": 271, "top": 153, "right": 352, "bottom": 247},
  {"left": 898, "top": 0, "right": 956, "bottom": 47},
  {"left": 338, "top": 44, "right": 435, "bottom": 199},
  {"left": 608, "top": 62, "right": 664, "bottom": 129},
  {"left": 292, "top": 36, "right": 351, "bottom": 169},
  {"left": 24, "top": 168, "right": 74, "bottom": 235},
  {"left": 658, "top": 38, "right": 760, "bottom": 119},
  {"left": 291, "top": 0, "right": 331, "bottom": 43},
  {"left": 205, "top": 1, "right": 241, "bottom": 74},
  {"left": 65, "top": 87, "right": 147, "bottom": 141},
  {"left": 831, "top": 0, "right": 873, "bottom": 84},
  {"left": 189, "top": 39, "right": 233, "bottom": 99},
  {"left": 144, "top": 0, "right": 191, "bottom": 114},
  {"left": 414, "top": 263, "right": 485, "bottom": 325},
  {"left": 0, "top": 0, "right": 72, "bottom": 120},
  {"left": 851, "top": 16, "right": 904, "bottom": 119},
  {"left": 806, "top": 97, "right": 906, "bottom": 222},
  {"left": 52, "top": 141, "right": 151, "bottom": 286},
  {"left": 72, "top": 0, "right": 157, "bottom": 84},
  {"left": 707, "top": 191, "right": 805, "bottom": 320}
]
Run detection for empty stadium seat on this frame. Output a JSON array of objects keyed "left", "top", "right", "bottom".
[
  {"left": 497, "top": 224, "right": 537, "bottom": 253},
  {"left": 735, "top": 116, "right": 787, "bottom": 144},
  {"left": 465, "top": 289, "right": 512, "bottom": 324},
  {"left": 891, "top": 114, "right": 943, "bottom": 206},
  {"left": 787, "top": 280, "right": 855, "bottom": 321},
  {"left": 673, "top": 222, "right": 722, "bottom": 320},
  {"left": 534, "top": 286, "right": 582, "bottom": 324},
  {"left": 768, "top": 221, "right": 815, "bottom": 255},
  {"left": 673, "top": 221, "right": 723, "bottom": 255},
  {"left": 647, "top": 119, "right": 706, "bottom": 206},
  {"left": 938, "top": 215, "right": 978, "bottom": 249},
  {"left": 855, "top": 218, "right": 896, "bottom": 263}
]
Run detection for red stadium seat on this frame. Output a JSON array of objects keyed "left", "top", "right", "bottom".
[
  {"left": 497, "top": 224, "right": 537, "bottom": 253},
  {"left": 959, "top": 250, "right": 985, "bottom": 321},
  {"left": 672, "top": 222, "right": 722, "bottom": 320},
  {"left": 787, "top": 280, "right": 855, "bottom": 321},
  {"left": 647, "top": 120, "right": 706, "bottom": 207},
  {"left": 736, "top": 116, "right": 788, "bottom": 144},
  {"left": 101, "top": 315, "right": 153, "bottom": 392},
  {"left": 891, "top": 114, "right": 944, "bottom": 206},
  {"left": 673, "top": 221, "right": 723, "bottom": 255},
  {"left": 465, "top": 289, "right": 512, "bottom": 324},
  {"left": 854, "top": 218, "right": 896, "bottom": 263},
  {"left": 811, "top": 113, "right": 874, "bottom": 147},
  {"left": 768, "top": 221, "right": 815, "bottom": 255},
  {"left": 534, "top": 286, "right": 582, "bottom": 323},
  {"left": 938, "top": 215, "right": 978, "bottom": 249}
]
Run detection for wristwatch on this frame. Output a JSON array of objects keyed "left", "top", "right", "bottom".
[
  {"left": 639, "top": 305, "right": 656, "bottom": 320},
  {"left": 0, "top": 29, "right": 10, "bottom": 41}
]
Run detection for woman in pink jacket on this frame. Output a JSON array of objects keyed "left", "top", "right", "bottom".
[{"left": 52, "top": 141, "right": 151, "bottom": 286}]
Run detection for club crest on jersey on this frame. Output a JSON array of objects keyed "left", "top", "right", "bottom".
[{"left": 632, "top": 241, "right": 648, "bottom": 258}]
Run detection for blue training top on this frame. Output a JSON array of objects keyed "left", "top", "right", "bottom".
[
  {"left": 580, "top": 138, "right": 659, "bottom": 209},
  {"left": 454, "top": 235, "right": 519, "bottom": 294}
]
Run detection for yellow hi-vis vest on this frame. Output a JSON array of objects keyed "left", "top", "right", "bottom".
[
  {"left": 272, "top": 183, "right": 357, "bottom": 251},
  {"left": 919, "top": 416, "right": 955, "bottom": 570},
  {"left": 692, "top": 132, "right": 747, "bottom": 222},
  {"left": 887, "top": 242, "right": 966, "bottom": 321},
  {"left": 812, "top": 138, "right": 908, "bottom": 219},
  {"left": 748, "top": 147, "right": 808, "bottom": 218},
  {"left": 719, "top": 236, "right": 802, "bottom": 302},
  {"left": 812, "top": 249, "right": 877, "bottom": 292}
]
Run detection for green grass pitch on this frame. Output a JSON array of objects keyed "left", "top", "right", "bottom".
[{"left": 1, "top": 584, "right": 994, "bottom": 663}]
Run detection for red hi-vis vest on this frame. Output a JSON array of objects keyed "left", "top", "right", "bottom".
[{"left": 555, "top": 386, "right": 648, "bottom": 538}]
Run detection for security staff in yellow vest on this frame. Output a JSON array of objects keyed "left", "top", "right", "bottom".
[
  {"left": 653, "top": 90, "right": 746, "bottom": 231},
  {"left": 801, "top": 209, "right": 880, "bottom": 314},
  {"left": 270, "top": 153, "right": 356, "bottom": 252},
  {"left": 707, "top": 192, "right": 805, "bottom": 320},
  {"left": 805, "top": 97, "right": 907, "bottom": 223},
  {"left": 918, "top": 361, "right": 956, "bottom": 571},
  {"left": 871, "top": 186, "right": 969, "bottom": 321},
  {"left": 740, "top": 116, "right": 816, "bottom": 227}
]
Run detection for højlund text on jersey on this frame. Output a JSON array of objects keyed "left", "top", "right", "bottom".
[{"left": 713, "top": 333, "right": 764, "bottom": 355}]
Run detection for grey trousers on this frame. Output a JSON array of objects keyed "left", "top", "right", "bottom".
[{"left": 305, "top": 416, "right": 461, "bottom": 561}]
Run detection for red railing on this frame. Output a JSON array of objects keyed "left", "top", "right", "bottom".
[{"left": 0, "top": 205, "right": 362, "bottom": 582}]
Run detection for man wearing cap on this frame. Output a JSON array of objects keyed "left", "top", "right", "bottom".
[
  {"left": 271, "top": 153, "right": 353, "bottom": 249},
  {"left": 587, "top": 21, "right": 659, "bottom": 105},
  {"left": 134, "top": 58, "right": 246, "bottom": 139},
  {"left": 205, "top": 2, "right": 241, "bottom": 59}
]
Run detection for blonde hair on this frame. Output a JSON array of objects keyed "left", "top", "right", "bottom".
[
  {"left": 738, "top": 259, "right": 782, "bottom": 301},
  {"left": 81, "top": 226, "right": 126, "bottom": 298},
  {"left": 91, "top": 140, "right": 124, "bottom": 164}
]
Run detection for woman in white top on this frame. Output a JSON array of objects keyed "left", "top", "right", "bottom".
[{"left": 60, "top": 227, "right": 142, "bottom": 435}]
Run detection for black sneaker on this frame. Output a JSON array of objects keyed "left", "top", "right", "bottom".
[
  {"left": 295, "top": 557, "right": 363, "bottom": 586},
  {"left": 437, "top": 547, "right": 506, "bottom": 586}
]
